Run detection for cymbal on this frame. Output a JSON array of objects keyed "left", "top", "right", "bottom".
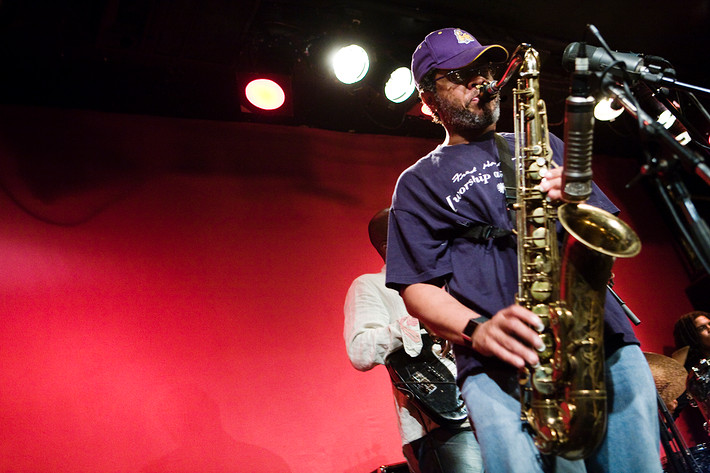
[{"left": 643, "top": 352, "right": 687, "bottom": 407}]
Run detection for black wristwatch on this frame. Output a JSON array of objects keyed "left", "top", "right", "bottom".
[{"left": 461, "top": 318, "right": 480, "bottom": 347}]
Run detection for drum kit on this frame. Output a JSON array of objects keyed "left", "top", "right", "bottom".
[{"left": 645, "top": 352, "right": 710, "bottom": 473}]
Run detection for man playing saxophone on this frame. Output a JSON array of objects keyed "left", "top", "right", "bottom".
[{"left": 385, "top": 27, "right": 661, "bottom": 473}]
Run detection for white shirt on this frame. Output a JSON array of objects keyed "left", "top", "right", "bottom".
[{"left": 344, "top": 266, "right": 460, "bottom": 445}]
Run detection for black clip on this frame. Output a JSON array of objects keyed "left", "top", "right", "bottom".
[{"left": 481, "top": 225, "right": 495, "bottom": 240}]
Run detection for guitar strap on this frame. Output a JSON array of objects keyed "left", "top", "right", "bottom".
[{"left": 457, "top": 133, "right": 516, "bottom": 242}]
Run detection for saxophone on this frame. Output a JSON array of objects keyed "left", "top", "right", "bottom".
[{"left": 502, "top": 44, "right": 642, "bottom": 460}]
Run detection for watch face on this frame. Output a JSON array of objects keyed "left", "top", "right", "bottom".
[
  {"left": 463, "top": 319, "right": 478, "bottom": 337},
  {"left": 464, "top": 319, "right": 479, "bottom": 337}
]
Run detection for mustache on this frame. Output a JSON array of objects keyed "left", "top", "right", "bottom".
[{"left": 465, "top": 94, "right": 499, "bottom": 110}]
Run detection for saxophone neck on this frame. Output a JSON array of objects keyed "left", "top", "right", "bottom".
[
  {"left": 481, "top": 44, "right": 538, "bottom": 100},
  {"left": 519, "top": 46, "right": 541, "bottom": 77}
]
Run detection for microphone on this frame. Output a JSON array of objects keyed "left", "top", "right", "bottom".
[
  {"left": 562, "top": 43, "right": 674, "bottom": 84},
  {"left": 561, "top": 43, "right": 595, "bottom": 202}
]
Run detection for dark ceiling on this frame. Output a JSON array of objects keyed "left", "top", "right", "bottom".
[{"left": 0, "top": 0, "right": 709, "bottom": 141}]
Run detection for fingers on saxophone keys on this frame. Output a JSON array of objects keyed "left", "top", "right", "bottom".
[
  {"left": 537, "top": 167, "right": 564, "bottom": 200},
  {"left": 496, "top": 340, "right": 537, "bottom": 369},
  {"left": 507, "top": 327, "right": 543, "bottom": 367}
]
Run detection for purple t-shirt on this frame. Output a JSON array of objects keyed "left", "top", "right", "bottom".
[{"left": 385, "top": 131, "right": 639, "bottom": 382}]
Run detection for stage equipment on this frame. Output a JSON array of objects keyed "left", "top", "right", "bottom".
[
  {"left": 561, "top": 41, "right": 595, "bottom": 202},
  {"left": 384, "top": 66, "right": 415, "bottom": 104},
  {"left": 237, "top": 72, "right": 293, "bottom": 118},
  {"left": 593, "top": 96, "right": 624, "bottom": 121},
  {"left": 244, "top": 79, "right": 286, "bottom": 110},
  {"left": 568, "top": 24, "right": 710, "bottom": 309},
  {"left": 332, "top": 44, "right": 370, "bottom": 84}
]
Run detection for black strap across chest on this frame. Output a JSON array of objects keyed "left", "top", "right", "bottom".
[
  {"left": 457, "top": 133, "right": 516, "bottom": 242},
  {"left": 495, "top": 133, "right": 517, "bottom": 209}
]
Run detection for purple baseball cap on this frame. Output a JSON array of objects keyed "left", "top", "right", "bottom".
[{"left": 411, "top": 28, "right": 509, "bottom": 85}]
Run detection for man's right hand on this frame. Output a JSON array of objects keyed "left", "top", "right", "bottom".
[{"left": 470, "top": 305, "right": 545, "bottom": 369}]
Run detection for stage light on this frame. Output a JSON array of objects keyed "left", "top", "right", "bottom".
[
  {"left": 420, "top": 102, "right": 433, "bottom": 117},
  {"left": 244, "top": 78, "right": 285, "bottom": 110},
  {"left": 332, "top": 44, "right": 369, "bottom": 84},
  {"left": 237, "top": 72, "right": 293, "bottom": 118},
  {"left": 384, "top": 67, "right": 415, "bottom": 103},
  {"left": 594, "top": 97, "right": 624, "bottom": 122}
]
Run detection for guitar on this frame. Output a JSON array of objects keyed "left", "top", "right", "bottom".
[{"left": 385, "top": 333, "right": 468, "bottom": 427}]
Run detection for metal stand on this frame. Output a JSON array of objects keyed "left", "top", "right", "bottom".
[
  {"left": 586, "top": 24, "right": 710, "bottom": 298},
  {"left": 659, "top": 392, "right": 704, "bottom": 472}
]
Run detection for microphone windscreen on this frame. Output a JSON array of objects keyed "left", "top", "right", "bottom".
[
  {"left": 562, "top": 43, "right": 645, "bottom": 77},
  {"left": 562, "top": 43, "right": 582, "bottom": 72}
]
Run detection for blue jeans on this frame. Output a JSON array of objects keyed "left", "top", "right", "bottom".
[
  {"left": 404, "top": 427, "right": 483, "bottom": 473},
  {"left": 461, "top": 344, "right": 662, "bottom": 473}
]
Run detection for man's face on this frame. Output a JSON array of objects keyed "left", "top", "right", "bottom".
[
  {"left": 429, "top": 63, "right": 500, "bottom": 131},
  {"left": 694, "top": 314, "right": 710, "bottom": 352}
]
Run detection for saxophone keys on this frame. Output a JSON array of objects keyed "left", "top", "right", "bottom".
[
  {"left": 531, "top": 207, "right": 545, "bottom": 225},
  {"left": 527, "top": 161, "right": 544, "bottom": 180},
  {"left": 531, "top": 227, "right": 547, "bottom": 247},
  {"left": 533, "top": 365, "right": 555, "bottom": 394},
  {"left": 532, "top": 253, "right": 552, "bottom": 273},
  {"left": 531, "top": 279, "right": 551, "bottom": 301}
]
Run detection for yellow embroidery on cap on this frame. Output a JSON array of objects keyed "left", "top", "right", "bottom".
[{"left": 454, "top": 28, "right": 475, "bottom": 44}]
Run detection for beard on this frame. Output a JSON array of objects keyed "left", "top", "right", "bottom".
[{"left": 434, "top": 94, "right": 500, "bottom": 131}]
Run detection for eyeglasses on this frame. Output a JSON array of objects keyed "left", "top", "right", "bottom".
[{"left": 435, "top": 63, "right": 501, "bottom": 86}]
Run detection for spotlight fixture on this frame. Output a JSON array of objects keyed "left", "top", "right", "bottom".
[
  {"left": 332, "top": 44, "right": 369, "bottom": 84},
  {"left": 237, "top": 72, "right": 293, "bottom": 118},
  {"left": 384, "top": 67, "right": 415, "bottom": 104},
  {"left": 594, "top": 96, "right": 624, "bottom": 122},
  {"left": 245, "top": 79, "right": 286, "bottom": 111}
]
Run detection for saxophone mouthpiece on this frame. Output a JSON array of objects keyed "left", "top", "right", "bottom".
[{"left": 478, "top": 81, "right": 499, "bottom": 102}]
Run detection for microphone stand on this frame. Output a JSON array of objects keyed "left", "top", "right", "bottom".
[
  {"left": 587, "top": 21, "right": 710, "bottom": 292},
  {"left": 602, "top": 79, "right": 710, "bottom": 277},
  {"left": 658, "top": 391, "right": 703, "bottom": 473},
  {"left": 651, "top": 89, "right": 710, "bottom": 153},
  {"left": 603, "top": 80, "right": 710, "bottom": 186},
  {"left": 582, "top": 26, "right": 708, "bottom": 470},
  {"left": 607, "top": 284, "right": 641, "bottom": 325},
  {"left": 587, "top": 22, "right": 710, "bottom": 186},
  {"left": 640, "top": 71, "right": 710, "bottom": 99}
]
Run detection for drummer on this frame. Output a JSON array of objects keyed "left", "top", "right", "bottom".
[
  {"left": 671, "top": 311, "right": 710, "bottom": 447},
  {"left": 673, "top": 311, "right": 710, "bottom": 371}
]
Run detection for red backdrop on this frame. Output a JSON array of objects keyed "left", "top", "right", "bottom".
[{"left": 0, "top": 104, "right": 695, "bottom": 472}]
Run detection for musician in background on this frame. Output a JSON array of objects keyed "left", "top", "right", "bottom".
[
  {"left": 671, "top": 311, "right": 710, "bottom": 442},
  {"left": 385, "top": 27, "right": 661, "bottom": 472},
  {"left": 673, "top": 310, "right": 710, "bottom": 371},
  {"left": 344, "top": 208, "right": 482, "bottom": 473}
]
